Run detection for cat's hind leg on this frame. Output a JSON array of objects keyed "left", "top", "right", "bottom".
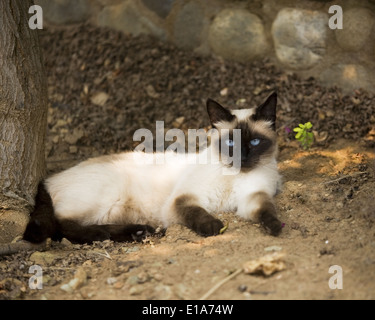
[
  {"left": 23, "top": 182, "right": 60, "bottom": 243},
  {"left": 23, "top": 182, "right": 156, "bottom": 244},
  {"left": 58, "top": 221, "right": 155, "bottom": 244}
]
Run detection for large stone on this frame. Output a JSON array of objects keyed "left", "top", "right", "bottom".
[
  {"left": 208, "top": 9, "right": 268, "bottom": 61},
  {"left": 142, "top": 0, "right": 176, "bottom": 18},
  {"left": 208, "top": 9, "right": 268, "bottom": 62},
  {"left": 173, "top": 2, "right": 205, "bottom": 50},
  {"left": 319, "top": 64, "right": 374, "bottom": 94},
  {"left": 272, "top": 8, "right": 328, "bottom": 69},
  {"left": 35, "top": 0, "right": 89, "bottom": 24},
  {"left": 97, "top": 1, "right": 166, "bottom": 39},
  {"left": 335, "top": 8, "right": 375, "bottom": 52}
]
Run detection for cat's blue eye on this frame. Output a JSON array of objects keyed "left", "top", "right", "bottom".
[
  {"left": 250, "top": 138, "right": 261, "bottom": 146},
  {"left": 225, "top": 139, "right": 235, "bottom": 147}
]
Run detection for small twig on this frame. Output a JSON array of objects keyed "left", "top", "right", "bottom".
[
  {"left": 321, "top": 172, "right": 367, "bottom": 185},
  {"left": 0, "top": 240, "right": 47, "bottom": 256},
  {"left": 199, "top": 268, "right": 243, "bottom": 300},
  {"left": 91, "top": 249, "right": 112, "bottom": 260}
]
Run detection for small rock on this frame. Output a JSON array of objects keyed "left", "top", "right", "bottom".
[
  {"left": 172, "top": 116, "right": 185, "bottom": 128},
  {"left": 264, "top": 246, "right": 283, "bottom": 252},
  {"left": 60, "top": 283, "right": 73, "bottom": 293},
  {"left": 113, "top": 281, "right": 124, "bottom": 290},
  {"left": 220, "top": 88, "right": 229, "bottom": 96},
  {"left": 137, "top": 271, "right": 150, "bottom": 284},
  {"left": 69, "top": 267, "right": 87, "bottom": 290},
  {"left": 90, "top": 91, "right": 109, "bottom": 106},
  {"left": 238, "top": 284, "right": 248, "bottom": 292},
  {"left": 175, "top": 283, "right": 189, "bottom": 299},
  {"left": 126, "top": 276, "right": 139, "bottom": 285},
  {"left": 154, "top": 284, "right": 172, "bottom": 300},
  {"left": 69, "top": 146, "right": 78, "bottom": 154},
  {"left": 60, "top": 238, "right": 73, "bottom": 247},
  {"left": 129, "top": 285, "right": 143, "bottom": 296},
  {"left": 65, "top": 129, "right": 84, "bottom": 145},
  {"left": 106, "top": 277, "right": 118, "bottom": 285},
  {"left": 153, "top": 273, "right": 163, "bottom": 281},
  {"left": 29, "top": 251, "right": 67, "bottom": 266},
  {"left": 146, "top": 85, "right": 160, "bottom": 99}
]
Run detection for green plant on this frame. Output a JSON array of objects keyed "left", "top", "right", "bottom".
[{"left": 293, "top": 122, "right": 314, "bottom": 150}]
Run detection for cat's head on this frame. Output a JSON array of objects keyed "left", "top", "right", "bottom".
[{"left": 206, "top": 92, "right": 278, "bottom": 172}]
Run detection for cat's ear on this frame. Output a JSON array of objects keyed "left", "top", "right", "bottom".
[
  {"left": 207, "top": 99, "right": 235, "bottom": 127},
  {"left": 253, "top": 92, "right": 277, "bottom": 130}
]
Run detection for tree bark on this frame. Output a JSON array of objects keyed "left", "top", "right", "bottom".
[{"left": 0, "top": 0, "right": 47, "bottom": 242}]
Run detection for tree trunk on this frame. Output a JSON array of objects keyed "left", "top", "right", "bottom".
[{"left": 0, "top": 0, "right": 47, "bottom": 243}]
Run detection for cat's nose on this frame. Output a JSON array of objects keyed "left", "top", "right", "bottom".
[{"left": 241, "top": 146, "right": 248, "bottom": 161}]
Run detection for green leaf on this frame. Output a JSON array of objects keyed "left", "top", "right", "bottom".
[
  {"left": 293, "top": 127, "right": 302, "bottom": 132},
  {"left": 299, "top": 123, "right": 305, "bottom": 129},
  {"left": 295, "top": 132, "right": 302, "bottom": 139},
  {"left": 305, "top": 122, "right": 313, "bottom": 129}
]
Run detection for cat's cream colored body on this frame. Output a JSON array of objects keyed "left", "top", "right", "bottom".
[
  {"left": 46, "top": 145, "right": 280, "bottom": 228},
  {"left": 46, "top": 106, "right": 281, "bottom": 229}
]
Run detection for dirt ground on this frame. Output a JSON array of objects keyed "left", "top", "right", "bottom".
[{"left": 0, "top": 24, "right": 375, "bottom": 300}]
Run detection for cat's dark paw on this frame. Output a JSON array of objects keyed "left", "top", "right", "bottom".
[
  {"left": 107, "top": 224, "right": 155, "bottom": 242},
  {"left": 73, "top": 227, "right": 111, "bottom": 244},
  {"left": 260, "top": 213, "right": 282, "bottom": 236},
  {"left": 195, "top": 216, "right": 224, "bottom": 237},
  {"left": 130, "top": 224, "right": 156, "bottom": 242}
]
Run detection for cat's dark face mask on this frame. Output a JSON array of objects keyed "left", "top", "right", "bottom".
[{"left": 207, "top": 92, "right": 278, "bottom": 172}]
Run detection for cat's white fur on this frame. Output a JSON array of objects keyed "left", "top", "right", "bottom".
[{"left": 45, "top": 108, "right": 281, "bottom": 228}]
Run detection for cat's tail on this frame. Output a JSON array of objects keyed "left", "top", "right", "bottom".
[{"left": 23, "top": 181, "right": 61, "bottom": 243}]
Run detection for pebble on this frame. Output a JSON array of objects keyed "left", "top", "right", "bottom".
[
  {"left": 264, "top": 246, "right": 283, "bottom": 252},
  {"left": 129, "top": 285, "right": 143, "bottom": 296},
  {"left": 90, "top": 91, "right": 109, "bottom": 106},
  {"left": 238, "top": 284, "right": 248, "bottom": 292},
  {"left": 69, "top": 267, "right": 87, "bottom": 290},
  {"left": 106, "top": 277, "right": 118, "bottom": 285},
  {"left": 60, "top": 283, "right": 74, "bottom": 293},
  {"left": 154, "top": 284, "right": 172, "bottom": 300},
  {"left": 69, "top": 146, "right": 78, "bottom": 154},
  {"left": 153, "top": 273, "right": 163, "bottom": 281}
]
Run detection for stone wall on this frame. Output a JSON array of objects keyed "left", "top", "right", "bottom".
[{"left": 36, "top": 0, "right": 375, "bottom": 94}]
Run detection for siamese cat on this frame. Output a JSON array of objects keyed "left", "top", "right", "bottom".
[{"left": 23, "top": 92, "right": 282, "bottom": 244}]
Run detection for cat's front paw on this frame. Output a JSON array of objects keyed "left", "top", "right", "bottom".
[
  {"left": 195, "top": 216, "right": 224, "bottom": 237},
  {"left": 260, "top": 213, "right": 282, "bottom": 236}
]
